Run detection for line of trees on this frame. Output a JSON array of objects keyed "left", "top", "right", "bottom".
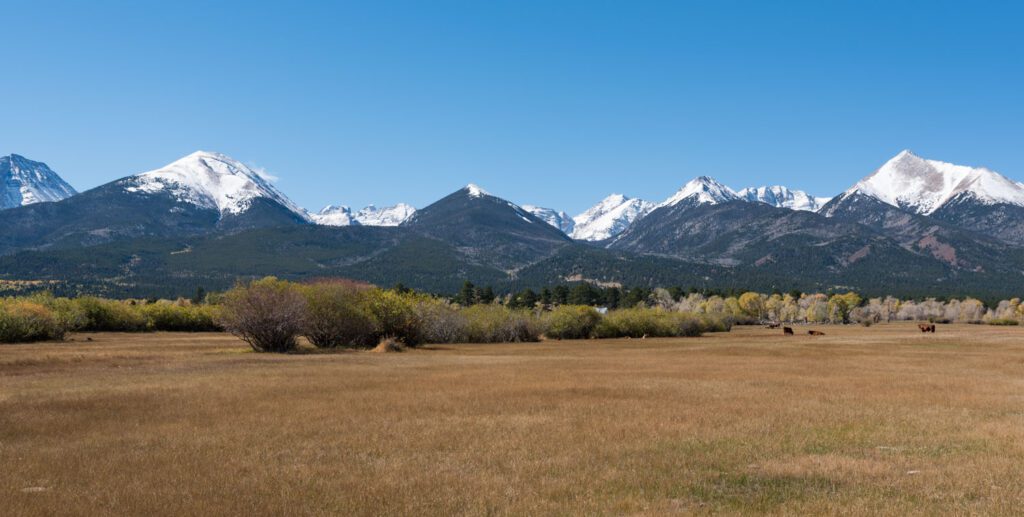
[
  {"left": 3, "top": 278, "right": 1023, "bottom": 345},
  {"left": 219, "top": 278, "right": 734, "bottom": 352},
  {"left": 452, "top": 281, "right": 1024, "bottom": 326}
]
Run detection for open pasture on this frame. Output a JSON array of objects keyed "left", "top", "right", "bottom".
[{"left": 2, "top": 324, "right": 1024, "bottom": 515}]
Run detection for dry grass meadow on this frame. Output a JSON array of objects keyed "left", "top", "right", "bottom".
[{"left": 3, "top": 323, "right": 1024, "bottom": 515}]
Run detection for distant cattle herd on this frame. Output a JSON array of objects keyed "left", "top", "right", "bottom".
[{"left": 770, "top": 322, "right": 939, "bottom": 336}]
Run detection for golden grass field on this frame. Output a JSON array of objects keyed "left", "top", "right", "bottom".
[{"left": 2, "top": 323, "right": 1024, "bottom": 515}]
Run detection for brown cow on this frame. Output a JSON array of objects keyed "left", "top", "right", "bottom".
[
  {"left": 918, "top": 323, "right": 937, "bottom": 333},
  {"left": 766, "top": 323, "right": 781, "bottom": 329},
  {"left": 783, "top": 327, "right": 794, "bottom": 336},
  {"left": 808, "top": 330, "right": 826, "bottom": 336}
]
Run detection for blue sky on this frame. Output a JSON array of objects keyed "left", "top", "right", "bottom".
[{"left": 2, "top": 1, "right": 1022, "bottom": 214}]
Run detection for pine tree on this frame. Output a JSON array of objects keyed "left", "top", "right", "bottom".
[
  {"left": 458, "top": 280, "right": 477, "bottom": 306},
  {"left": 553, "top": 285, "right": 570, "bottom": 305},
  {"left": 604, "top": 287, "right": 621, "bottom": 309},
  {"left": 478, "top": 286, "right": 495, "bottom": 304},
  {"left": 540, "top": 287, "right": 552, "bottom": 306}
]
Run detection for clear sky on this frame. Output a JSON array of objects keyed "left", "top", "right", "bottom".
[{"left": 3, "top": 1, "right": 1022, "bottom": 214}]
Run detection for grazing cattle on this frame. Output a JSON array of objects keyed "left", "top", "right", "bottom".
[
  {"left": 766, "top": 323, "right": 781, "bottom": 329},
  {"left": 918, "top": 323, "right": 937, "bottom": 333},
  {"left": 808, "top": 330, "right": 825, "bottom": 336},
  {"left": 783, "top": 327, "right": 794, "bottom": 336}
]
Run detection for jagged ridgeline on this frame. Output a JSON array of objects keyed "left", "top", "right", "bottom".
[{"left": 0, "top": 150, "right": 1022, "bottom": 298}]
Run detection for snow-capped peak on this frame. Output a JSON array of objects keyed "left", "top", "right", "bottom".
[
  {"left": 122, "top": 151, "right": 308, "bottom": 219},
  {"left": 835, "top": 150, "right": 1024, "bottom": 215},
  {"left": 311, "top": 203, "right": 416, "bottom": 227},
  {"left": 522, "top": 205, "right": 575, "bottom": 234},
  {"left": 354, "top": 203, "right": 416, "bottom": 226},
  {"left": 658, "top": 176, "right": 739, "bottom": 207},
  {"left": 736, "top": 185, "right": 831, "bottom": 211},
  {"left": 571, "top": 194, "right": 654, "bottom": 241},
  {"left": 465, "top": 183, "right": 490, "bottom": 198},
  {"left": 1, "top": 154, "right": 78, "bottom": 209},
  {"left": 312, "top": 204, "right": 355, "bottom": 226}
]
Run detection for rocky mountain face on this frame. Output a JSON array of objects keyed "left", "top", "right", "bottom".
[
  {"left": 521, "top": 205, "right": 575, "bottom": 235},
  {"left": 312, "top": 203, "right": 416, "bottom": 227},
  {"left": 402, "top": 184, "right": 571, "bottom": 269},
  {"left": 737, "top": 185, "right": 830, "bottom": 211},
  {"left": 1, "top": 154, "right": 77, "bottom": 209},
  {"left": 570, "top": 194, "right": 654, "bottom": 241}
]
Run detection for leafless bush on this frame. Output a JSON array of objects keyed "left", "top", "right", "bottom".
[{"left": 219, "top": 277, "right": 307, "bottom": 352}]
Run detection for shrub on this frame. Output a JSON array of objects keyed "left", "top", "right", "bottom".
[
  {"left": 301, "top": 281, "right": 378, "bottom": 348},
  {"left": 0, "top": 300, "right": 66, "bottom": 343},
  {"left": 140, "top": 300, "right": 221, "bottom": 332},
  {"left": 698, "top": 313, "right": 733, "bottom": 333},
  {"left": 75, "top": 297, "right": 148, "bottom": 332},
  {"left": 415, "top": 297, "right": 468, "bottom": 344},
  {"left": 593, "top": 308, "right": 718, "bottom": 339},
  {"left": 363, "top": 289, "right": 427, "bottom": 346},
  {"left": 219, "top": 277, "right": 307, "bottom": 352},
  {"left": 462, "top": 305, "right": 542, "bottom": 343},
  {"left": 27, "top": 293, "right": 88, "bottom": 333},
  {"left": 988, "top": 318, "right": 1020, "bottom": 326},
  {"left": 544, "top": 305, "right": 601, "bottom": 340}
]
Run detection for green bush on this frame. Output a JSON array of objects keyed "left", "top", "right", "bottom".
[
  {"left": 593, "top": 308, "right": 716, "bottom": 339},
  {"left": 699, "top": 313, "right": 733, "bottom": 333},
  {"left": 988, "top": 318, "right": 1020, "bottom": 326},
  {"left": 0, "top": 299, "right": 66, "bottom": 343},
  {"left": 543, "top": 305, "right": 601, "bottom": 340},
  {"left": 75, "top": 297, "right": 149, "bottom": 332},
  {"left": 27, "top": 292, "right": 88, "bottom": 333},
  {"left": 140, "top": 301, "right": 221, "bottom": 332},
  {"left": 301, "top": 281, "right": 378, "bottom": 348},
  {"left": 462, "top": 305, "right": 541, "bottom": 343},
  {"left": 364, "top": 289, "right": 427, "bottom": 346}
]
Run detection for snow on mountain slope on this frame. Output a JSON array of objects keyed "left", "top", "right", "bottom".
[
  {"left": 354, "top": 203, "right": 416, "bottom": 226},
  {"left": 658, "top": 176, "right": 739, "bottom": 208},
  {"left": 737, "top": 185, "right": 831, "bottom": 211},
  {"left": 522, "top": 205, "right": 575, "bottom": 234},
  {"left": 465, "top": 183, "right": 490, "bottom": 198},
  {"left": 828, "top": 150, "right": 1024, "bottom": 215},
  {"left": 311, "top": 205, "right": 356, "bottom": 226},
  {"left": 1, "top": 154, "right": 78, "bottom": 209},
  {"left": 570, "top": 194, "right": 654, "bottom": 241},
  {"left": 312, "top": 203, "right": 416, "bottom": 226},
  {"left": 122, "top": 151, "right": 308, "bottom": 219}
]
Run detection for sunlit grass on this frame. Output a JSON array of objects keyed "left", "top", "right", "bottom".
[{"left": 2, "top": 324, "right": 1023, "bottom": 515}]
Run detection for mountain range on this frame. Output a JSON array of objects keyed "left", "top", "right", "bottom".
[{"left": 0, "top": 149, "right": 1022, "bottom": 299}]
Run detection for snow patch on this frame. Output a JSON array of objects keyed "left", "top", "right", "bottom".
[
  {"left": 311, "top": 203, "right": 416, "bottom": 227},
  {"left": 658, "top": 176, "right": 739, "bottom": 207},
  {"left": 122, "top": 151, "right": 308, "bottom": 220},
  {"left": 737, "top": 185, "right": 831, "bottom": 211},
  {"left": 465, "top": 183, "right": 490, "bottom": 198},
  {"left": 1, "top": 154, "right": 78, "bottom": 209},
  {"left": 571, "top": 194, "right": 654, "bottom": 241},
  {"left": 522, "top": 205, "right": 575, "bottom": 234},
  {"left": 837, "top": 150, "right": 1024, "bottom": 215}
]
